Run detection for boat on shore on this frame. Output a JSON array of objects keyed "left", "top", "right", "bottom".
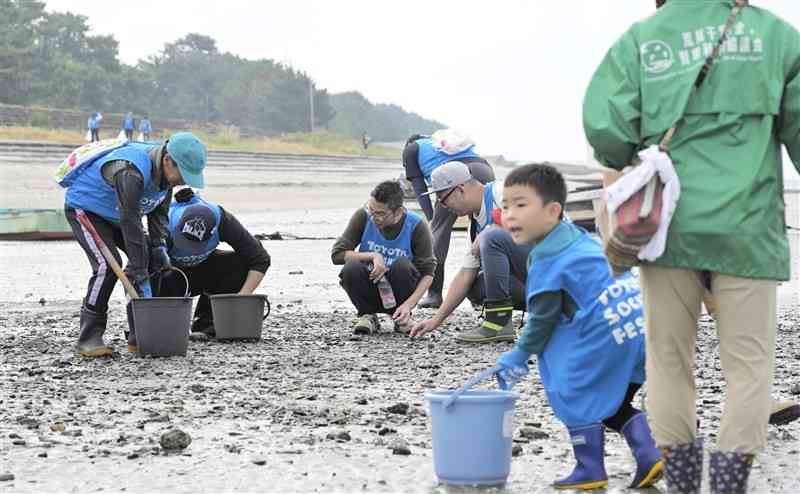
[{"left": 0, "top": 208, "right": 73, "bottom": 240}]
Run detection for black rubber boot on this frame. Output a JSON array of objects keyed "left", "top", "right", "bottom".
[
  {"left": 76, "top": 307, "right": 113, "bottom": 357},
  {"left": 455, "top": 298, "right": 516, "bottom": 343},
  {"left": 418, "top": 290, "right": 443, "bottom": 309}
]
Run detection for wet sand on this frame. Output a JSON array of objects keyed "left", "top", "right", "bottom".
[{"left": 1, "top": 150, "right": 799, "bottom": 493}]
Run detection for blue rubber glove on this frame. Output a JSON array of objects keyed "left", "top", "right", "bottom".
[
  {"left": 496, "top": 348, "right": 531, "bottom": 390},
  {"left": 138, "top": 281, "right": 153, "bottom": 298}
]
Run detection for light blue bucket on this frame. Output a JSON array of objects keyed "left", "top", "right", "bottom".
[{"left": 425, "top": 367, "right": 520, "bottom": 486}]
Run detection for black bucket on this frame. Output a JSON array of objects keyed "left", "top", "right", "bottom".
[
  {"left": 210, "top": 294, "right": 270, "bottom": 340},
  {"left": 130, "top": 297, "right": 192, "bottom": 356},
  {"left": 129, "top": 267, "right": 192, "bottom": 356}
]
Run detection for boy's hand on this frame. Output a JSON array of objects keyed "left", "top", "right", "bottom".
[
  {"left": 410, "top": 318, "right": 438, "bottom": 338},
  {"left": 496, "top": 349, "right": 530, "bottom": 390}
]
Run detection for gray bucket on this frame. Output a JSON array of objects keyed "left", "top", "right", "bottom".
[
  {"left": 210, "top": 294, "right": 270, "bottom": 340},
  {"left": 130, "top": 297, "right": 192, "bottom": 356}
]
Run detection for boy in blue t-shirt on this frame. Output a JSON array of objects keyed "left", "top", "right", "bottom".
[{"left": 495, "top": 163, "right": 662, "bottom": 490}]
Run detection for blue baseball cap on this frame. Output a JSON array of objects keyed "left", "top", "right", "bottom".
[
  {"left": 166, "top": 132, "right": 207, "bottom": 189},
  {"left": 173, "top": 204, "right": 218, "bottom": 254}
]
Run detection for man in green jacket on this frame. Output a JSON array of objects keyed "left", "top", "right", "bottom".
[{"left": 583, "top": 1, "right": 800, "bottom": 492}]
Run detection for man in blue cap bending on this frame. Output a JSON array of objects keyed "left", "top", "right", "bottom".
[{"left": 62, "top": 132, "right": 208, "bottom": 357}]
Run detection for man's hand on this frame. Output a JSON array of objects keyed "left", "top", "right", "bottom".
[
  {"left": 495, "top": 349, "right": 531, "bottom": 390},
  {"left": 150, "top": 245, "right": 172, "bottom": 274},
  {"left": 392, "top": 302, "right": 413, "bottom": 326},
  {"left": 410, "top": 318, "right": 439, "bottom": 338},
  {"left": 369, "top": 253, "right": 388, "bottom": 283}
]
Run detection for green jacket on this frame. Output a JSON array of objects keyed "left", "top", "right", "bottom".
[{"left": 583, "top": 0, "right": 800, "bottom": 280}]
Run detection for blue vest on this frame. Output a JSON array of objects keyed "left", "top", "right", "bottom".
[
  {"left": 358, "top": 211, "right": 422, "bottom": 267},
  {"left": 123, "top": 117, "right": 134, "bottom": 130},
  {"left": 416, "top": 138, "right": 479, "bottom": 181},
  {"left": 470, "top": 182, "right": 498, "bottom": 241},
  {"left": 64, "top": 142, "right": 168, "bottom": 223},
  {"left": 528, "top": 229, "right": 646, "bottom": 427},
  {"left": 168, "top": 195, "right": 222, "bottom": 268}
]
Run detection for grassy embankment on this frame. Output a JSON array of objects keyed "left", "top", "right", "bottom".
[{"left": 0, "top": 126, "right": 398, "bottom": 158}]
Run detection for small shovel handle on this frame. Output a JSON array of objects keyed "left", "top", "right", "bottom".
[
  {"left": 443, "top": 365, "right": 502, "bottom": 410},
  {"left": 75, "top": 209, "right": 139, "bottom": 300}
]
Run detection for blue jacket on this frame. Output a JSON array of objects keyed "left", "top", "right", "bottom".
[
  {"left": 416, "top": 138, "right": 478, "bottom": 181},
  {"left": 64, "top": 142, "right": 168, "bottom": 223}
]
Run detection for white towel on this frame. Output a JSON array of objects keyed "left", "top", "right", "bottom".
[{"left": 604, "top": 145, "right": 681, "bottom": 261}]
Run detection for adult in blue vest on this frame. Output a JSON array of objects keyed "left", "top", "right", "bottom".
[
  {"left": 63, "top": 132, "right": 208, "bottom": 357},
  {"left": 87, "top": 112, "right": 102, "bottom": 142},
  {"left": 155, "top": 188, "right": 271, "bottom": 340},
  {"left": 411, "top": 161, "right": 529, "bottom": 343},
  {"left": 402, "top": 132, "right": 495, "bottom": 309},
  {"left": 122, "top": 112, "right": 135, "bottom": 141},
  {"left": 139, "top": 116, "right": 153, "bottom": 141},
  {"left": 331, "top": 180, "right": 437, "bottom": 334}
]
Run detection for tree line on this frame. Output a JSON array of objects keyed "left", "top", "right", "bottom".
[{"left": 0, "top": 0, "right": 444, "bottom": 139}]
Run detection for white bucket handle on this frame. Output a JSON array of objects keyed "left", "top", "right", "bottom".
[{"left": 443, "top": 366, "right": 502, "bottom": 410}]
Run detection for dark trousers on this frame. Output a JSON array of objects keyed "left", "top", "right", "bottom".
[
  {"left": 466, "top": 228, "right": 531, "bottom": 309},
  {"left": 65, "top": 207, "right": 127, "bottom": 314},
  {"left": 90, "top": 129, "right": 100, "bottom": 142},
  {"left": 157, "top": 250, "right": 249, "bottom": 322},
  {"left": 430, "top": 160, "right": 495, "bottom": 293},
  {"left": 339, "top": 257, "right": 420, "bottom": 315},
  {"left": 124, "top": 129, "right": 134, "bottom": 140},
  {"left": 602, "top": 383, "right": 643, "bottom": 432}
]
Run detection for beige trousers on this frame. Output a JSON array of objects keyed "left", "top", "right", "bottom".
[{"left": 640, "top": 265, "right": 777, "bottom": 454}]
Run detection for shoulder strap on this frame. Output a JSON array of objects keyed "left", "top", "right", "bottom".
[{"left": 660, "top": 0, "right": 747, "bottom": 150}]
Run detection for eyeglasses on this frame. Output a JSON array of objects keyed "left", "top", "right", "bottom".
[
  {"left": 365, "top": 204, "right": 399, "bottom": 221},
  {"left": 437, "top": 187, "right": 457, "bottom": 207}
]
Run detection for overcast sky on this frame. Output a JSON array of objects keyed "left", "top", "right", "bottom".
[{"left": 44, "top": 0, "right": 800, "bottom": 179}]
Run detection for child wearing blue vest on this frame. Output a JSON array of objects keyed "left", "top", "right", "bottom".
[
  {"left": 495, "top": 163, "right": 662, "bottom": 490},
  {"left": 62, "top": 132, "right": 207, "bottom": 357}
]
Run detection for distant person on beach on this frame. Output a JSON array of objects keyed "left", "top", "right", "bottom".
[
  {"left": 410, "top": 161, "right": 526, "bottom": 343},
  {"left": 61, "top": 132, "right": 207, "bottom": 357},
  {"left": 331, "top": 180, "right": 436, "bottom": 335},
  {"left": 361, "top": 131, "right": 371, "bottom": 150},
  {"left": 157, "top": 188, "right": 270, "bottom": 341},
  {"left": 139, "top": 116, "right": 152, "bottom": 141},
  {"left": 402, "top": 130, "right": 494, "bottom": 309},
  {"left": 88, "top": 112, "right": 102, "bottom": 142},
  {"left": 122, "top": 112, "right": 135, "bottom": 140},
  {"left": 583, "top": 0, "right": 800, "bottom": 490}
]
